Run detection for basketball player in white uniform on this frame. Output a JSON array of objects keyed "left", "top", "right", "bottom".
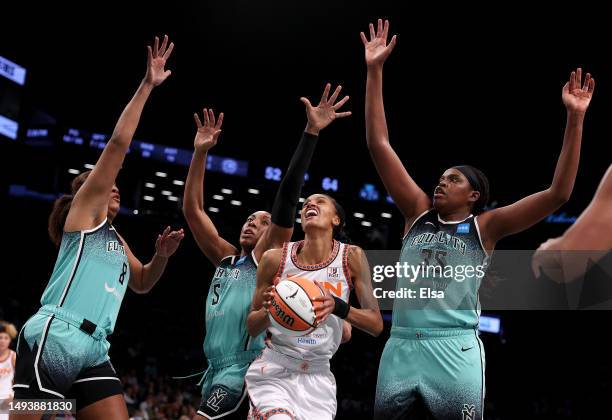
[
  {"left": 0, "top": 322, "right": 17, "bottom": 420},
  {"left": 246, "top": 193, "right": 383, "bottom": 419}
]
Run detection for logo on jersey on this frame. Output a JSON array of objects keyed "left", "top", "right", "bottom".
[
  {"left": 322, "top": 281, "right": 343, "bottom": 297},
  {"left": 106, "top": 241, "right": 125, "bottom": 255},
  {"left": 214, "top": 267, "right": 240, "bottom": 279},
  {"left": 206, "top": 387, "right": 228, "bottom": 412},
  {"left": 457, "top": 223, "right": 470, "bottom": 234},
  {"left": 462, "top": 404, "right": 476, "bottom": 420},
  {"left": 411, "top": 231, "right": 467, "bottom": 255},
  {"left": 327, "top": 267, "right": 340, "bottom": 279}
]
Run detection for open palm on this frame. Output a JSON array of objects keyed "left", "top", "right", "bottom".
[
  {"left": 301, "top": 83, "right": 351, "bottom": 133},
  {"left": 562, "top": 68, "right": 595, "bottom": 114},
  {"left": 361, "top": 19, "right": 397, "bottom": 67},
  {"left": 145, "top": 35, "right": 174, "bottom": 87},
  {"left": 193, "top": 108, "right": 224, "bottom": 152}
]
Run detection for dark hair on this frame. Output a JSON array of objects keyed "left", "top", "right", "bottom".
[
  {"left": 452, "top": 165, "right": 490, "bottom": 214},
  {"left": 48, "top": 171, "right": 91, "bottom": 246},
  {"left": 323, "top": 194, "right": 351, "bottom": 243}
]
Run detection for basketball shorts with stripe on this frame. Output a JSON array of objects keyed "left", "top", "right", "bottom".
[{"left": 12, "top": 311, "right": 122, "bottom": 409}]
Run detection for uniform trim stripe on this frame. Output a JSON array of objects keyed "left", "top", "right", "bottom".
[
  {"left": 12, "top": 384, "right": 30, "bottom": 389},
  {"left": 341, "top": 244, "right": 352, "bottom": 289},
  {"left": 275, "top": 242, "right": 290, "bottom": 281},
  {"left": 475, "top": 329, "right": 486, "bottom": 420},
  {"left": 290, "top": 240, "right": 340, "bottom": 271},
  {"left": 251, "top": 250, "right": 259, "bottom": 267},
  {"left": 437, "top": 213, "right": 473, "bottom": 225},
  {"left": 402, "top": 209, "right": 431, "bottom": 241},
  {"left": 34, "top": 315, "right": 66, "bottom": 399},
  {"left": 473, "top": 216, "right": 491, "bottom": 257},
  {"left": 72, "top": 376, "right": 120, "bottom": 384}
]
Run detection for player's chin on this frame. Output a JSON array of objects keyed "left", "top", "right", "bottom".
[{"left": 107, "top": 204, "right": 120, "bottom": 220}]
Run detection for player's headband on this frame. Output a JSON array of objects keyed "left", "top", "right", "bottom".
[{"left": 453, "top": 165, "right": 483, "bottom": 193}]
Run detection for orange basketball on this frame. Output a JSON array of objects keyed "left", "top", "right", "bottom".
[{"left": 268, "top": 277, "right": 324, "bottom": 336}]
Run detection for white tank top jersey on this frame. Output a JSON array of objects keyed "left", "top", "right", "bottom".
[
  {"left": 0, "top": 350, "right": 15, "bottom": 399},
  {"left": 267, "top": 240, "right": 352, "bottom": 364}
]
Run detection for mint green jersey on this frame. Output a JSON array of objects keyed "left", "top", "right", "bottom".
[
  {"left": 393, "top": 210, "right": 489, "bottom": 329},
  {"left": 204, "top": 252, "right": 264, "bottom": 360},
  {"left": 40, "top": 219, "right": 129, "bottom": 335}
]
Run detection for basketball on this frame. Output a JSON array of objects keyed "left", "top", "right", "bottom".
[{"left": 268, "top": 277, "right": 325, "bottom": 336}]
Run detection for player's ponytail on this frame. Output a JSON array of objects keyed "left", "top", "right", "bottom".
[
  {"left": 325, "top": 195, "right": 351, "bottom": 244},
  {"left": 48, "top": 171, "right": 92, "bottom": 246}
]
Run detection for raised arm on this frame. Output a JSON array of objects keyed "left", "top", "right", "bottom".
[
  {"left": 314, "top": 246, "right": 383, "bottom": 337},
  {"left": 182, "top": 109, "right": 238, "bottom": 266},
  {"left": 121, "top": 227, "right": 185, "bottom": 294},
  {"left": 254, "top": 83, "right": 352, "bottom": 260},
  {"left": 479, "top": 68, "right": 595, "bottom": 248},
  {"left": 65, "top": 35, "right": 174, "bottom": 231},
  {"left": 247, "top": 249, "right": 282, "bottom": 337},
  {"left": 362, "top": 19, "right": 430, "bottom": 227}
]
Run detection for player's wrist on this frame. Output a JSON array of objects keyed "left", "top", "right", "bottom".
[{"left": 332, "top": 296, "right": 350, "bottom": 319}]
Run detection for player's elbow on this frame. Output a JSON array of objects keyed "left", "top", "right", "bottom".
[
  {"left": 548, "top": 187, "right": 572, "bottom": 207},
  {"left": 366, "top": 312, "right": 384, "bottom": 337}
]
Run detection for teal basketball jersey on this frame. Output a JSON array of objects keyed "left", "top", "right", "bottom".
[
  {"left": 40, "top": 219, "right": 130, "bottom": 335},
  {"left": 204, "top": 252, "right": 264, "bottom": 359},
  {"left": 393, "top": 210, "right": 489, "bottom": 329}
]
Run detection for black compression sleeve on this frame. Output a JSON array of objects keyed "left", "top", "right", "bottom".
[{"left": 271, "top": 131, "right": 319, "bottom": 228}]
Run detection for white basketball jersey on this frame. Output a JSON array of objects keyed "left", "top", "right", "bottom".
[
  {"left": 267, "top": 240, "right": 352, "bottom": 363},
  {"left": 0, "top": 350, "right": 15, "bottom": 399}
]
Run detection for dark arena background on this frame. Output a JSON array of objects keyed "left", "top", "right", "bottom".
[{"left": 2, "top": 2, "right": 611, "bottom": 419}]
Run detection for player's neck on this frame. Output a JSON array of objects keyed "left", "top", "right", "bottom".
[
  {"left": 299, "top": 234, "right": 335, "bottom": 266},
  {"left": 0, "top": 348, "right": 9, "bottom": 360}
]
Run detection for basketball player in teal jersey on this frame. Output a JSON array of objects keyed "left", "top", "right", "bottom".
[
  {"left": 182, "top": 84, "right": 351, "bottom": 419},
  {"left": 361, "top": 19, "right": 595, "bottom": 420},
  {"left": 11, "top": 35, "right": 184, "bottom": 420}
]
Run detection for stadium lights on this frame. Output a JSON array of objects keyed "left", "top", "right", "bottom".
[
  {"left": 68, "top": 168, "right": 80, "bottom": 175},
  {"left": 155, "top": 171, "right": 167, "bottom": 178},
  {"left": 209, "top": 207, "right": 220, "bottom": 213},
  {"left": 145, "top": 183, "right": 156, "bottom": 188},
  {"left": 173, "top": 180, "right": 185, "bottom": 186},
  {"left": 381, "top": 212, "right": 392, "bottom": 219},
  {"left": 143, "top": 196, "right": 154, "bottom": 201},
  {"left": 221, "top": 188, "right": 233, "bottom": 194},
  {"left": 354, "top": 212, "right": 365, "bottom": 218},
  {"left": 361, "top": 221, "right": 372, "bottom": 227},
  {"left": 84, "top": 164, "right": 95, "bottom": 169},
  {"left": 296, "top": 218, "right": 302, "bottom": 224},
  {"left": 299, "top": 198, "right": 305, "bottom": 203},
  {"left": 213, "top": 195, "right": 224, "bottom": 200},
  {"left": 248, "top": 188, "right": 260, "bottom": 195},
  {"left": 168, "top": 196, "right": 179, "bottom": 202},
  {"left": 133, "top": 210, "right": 139, "bottom": 215},
  {"left": 161, "top": 190, "right": 172, "bottom": 196},
  {"left": 231, "top": 200, "right": 242, "bottom": 206}
]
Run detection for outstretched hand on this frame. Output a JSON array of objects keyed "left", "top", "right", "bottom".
[
  {"left": 145, "top": 34, "right": 175, "bottom": 87},
  {"left": 562, "top": 68, "right": 595, "bottom": 114},
  {"left": 193, "top": 108, "right": 224, "bottom": 152},
  {"left": 155, "top": 226, "right": 185, "bottom": 258},
  {"left": 360, "top": 19, "right": 397, "bottom": 68},
  {"left": 301, "top": 83, "right": 351, "bottom": 135}
]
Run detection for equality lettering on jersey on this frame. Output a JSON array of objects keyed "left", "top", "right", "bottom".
[
  {"left": 106, "top": 241, "right": 126, "bottom": 255},
  {"left": 410, "top": 231, "right": 467, "bottom": 255},
  {"left": 0, "top": 367, "right": 12, "bottom": 376}
]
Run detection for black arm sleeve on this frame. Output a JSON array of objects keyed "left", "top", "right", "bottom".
[{"left": 271, "top": 131, "right": 319, "bottom": 228}]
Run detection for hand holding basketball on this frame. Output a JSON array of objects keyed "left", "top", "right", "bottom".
[
  {"left": 145, "top": 34, "right": 174, "bottom": 87},
  {"left": 312, "top": 281, "right": 335, "bottom": 325},
  {"left": 562, "top": 68, "right": 595, "bottom": 114},
  {"left": 361, "top": 19, "right": 397, "bottom": 68},
  {"left": 261, "top": 285, "right": 276, "bottom": 312}
]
